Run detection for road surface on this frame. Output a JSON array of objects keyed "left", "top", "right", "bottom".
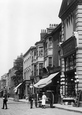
[{"left": 0, "top": 98, "right": 81, "bottom": 115}]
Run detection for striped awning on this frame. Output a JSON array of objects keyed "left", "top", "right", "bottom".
[
  {"left": 34, "top": 72, "right": 59, "bottom": 88},
  {"left": 14, "top": 83, "right": 22, "bottom": 93}
]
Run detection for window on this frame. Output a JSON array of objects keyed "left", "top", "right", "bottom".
[
  {"left": 39, "top": 47, "right": 43, "bottom": 57},
  {"left": 45, "top": 42, "right": 47, "bottom": 57},
  {"left": 34, "top": 50, "right": 37, "bottom": 59},
  {"left": 24, "top": 72, "right": 26, "bottom": 80},
  {"left": 34, "top": 65, "right": 36, "bottom": 76},
  {"left": 65, "top": 53, "right": 76, "bottom": 71},
  {"left": 39, "top": 63, "right": 43, "bottom": 75},
  {"left": 49, "top": 57, "right": 52, "bottom": 67},
  {"left": 49, "top": 37, "right": 52, "bottom": 48}
]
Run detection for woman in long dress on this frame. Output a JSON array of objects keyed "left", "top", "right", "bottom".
[{"left": 42, "top": 92, "right": 46, "bottom": 108}]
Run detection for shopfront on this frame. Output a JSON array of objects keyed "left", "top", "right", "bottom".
[
  {"left": 34, "top": 72, "right": 60, "bottom": 103},
  {"left": 61, "top": 36, "right": 77, "bottom": 97}
]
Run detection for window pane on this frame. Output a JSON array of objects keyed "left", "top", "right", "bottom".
[{"left": 49, "top": 57, "right": 52, "bottom": 67}]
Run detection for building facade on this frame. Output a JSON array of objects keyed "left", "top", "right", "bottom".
[
  {"left": 44, "top": 24, "right": 61, "bottom": 73},
  {"left": 7, "top": 68, "right": 15, "bottom": 97},
  {"left": 42, "top": 24, "right": 62, "bottom": 103},
  {"left": 23, "top": 46, "right": 36, "bottom": 97},
  {"left": 0, "top": 74, "right": 7, "bottom": 96},
  {"left": 34, "top": 24, "right": 62, "bottom": 103},
  {"left": 35, "top": 40, "right": 44, "bottom": 80},
  {"left": 59, "top": 0, "right": 82, "bottom": 97}
]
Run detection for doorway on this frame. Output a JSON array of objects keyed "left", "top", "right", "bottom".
[{"left": 65, "top": 70, "right": 76, "bottom": 97}]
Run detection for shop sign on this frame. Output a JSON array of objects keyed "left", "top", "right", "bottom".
[{"left": 62, "top": 36, "right": 76, "bottom": 57}]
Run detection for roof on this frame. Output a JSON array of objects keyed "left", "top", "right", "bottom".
[
  {"left": 23, "top": 46, "right": 36, "bottom": 57},
  {"left": 59, "top": 0, "right": 76, "bottom": 18},
  {"left": 35, "top": 40, "right": 44, "bottom": 45},
  {"left": 50, "top": 23, "right": 61, "bottom": 36}
]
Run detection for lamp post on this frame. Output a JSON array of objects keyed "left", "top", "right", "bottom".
[
  {"left": 61, "top": 74, "right": 65, "bottom": 96},
  {"left": 75, "top": 73, "right": 79, "bottom": 94},
  {"left": 30, "top": 84, "right": 33, "bottom": 94}
]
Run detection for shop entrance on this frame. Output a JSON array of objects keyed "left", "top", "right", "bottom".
[
  {"left": 65, "top": 70, "right": 76, "bottom": 97},
  {"left": 46, "top": 73, "right": 60, "bottom": 103}
]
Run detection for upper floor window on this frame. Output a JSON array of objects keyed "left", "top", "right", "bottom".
[
  {"left": 39, "top": 47, "right": 43, "bottom": 57},
  {"left": 49, "top": 37, "right": 52, "bottom": 48},
  {"left": 49, "top": 57, "right": 52, "bottom": 67},
  {"left": 34, "top": 64, "right": 36, "bottom": 76},
  {"left": 63, "top": 13, "right": 74, "bottom": 40},
  {"left": 33, "top": 50, "right": 37, "bottom": 59},
  {"left": 39, "top": 63, "right": 43, "bottom": 75}
]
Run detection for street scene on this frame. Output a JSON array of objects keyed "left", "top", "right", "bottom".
[
  {"left": 0, "top": 98, "right": 82, "bottom": 115},
  {"left": 1, "top": 0, "right": 82, "bottom": 115}
]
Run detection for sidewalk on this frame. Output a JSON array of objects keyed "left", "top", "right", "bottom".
[
  {"left": 8, "top": 97, "right": 82, "bottom": 113},
  {"left": 53, "top": 104, "right": 82, "bottom": 113}
]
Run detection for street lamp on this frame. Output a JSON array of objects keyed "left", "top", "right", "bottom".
[
  {"left": 75, "top": 73, "right": 79, "bottom": 94},
  {"left": 61, "top": 75, "right": 65, "bottom": 96},
  {"left": 30, "top": 84, "right": 33, "bottom": 94}
]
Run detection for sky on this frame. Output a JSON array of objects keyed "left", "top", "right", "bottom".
[{"left": 0, "top": 0, "right": 62, "bottom": 79}]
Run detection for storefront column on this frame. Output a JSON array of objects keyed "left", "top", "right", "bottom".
[
  {"left": 60, "top": 74, "right": 65, "bottom": 96},
  {"left": 75, "top": 72, "right": 79, "bottom": 94},
  {"left": 25, "top": 84, "right": 27, "bottom": 97}
]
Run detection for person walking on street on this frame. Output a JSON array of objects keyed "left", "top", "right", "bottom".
[
  {"left": 42, "top": 92, "right": 46, "bottom": 108},
  {"left": 2, "top": 91, "right": 8, "bottom": 109},
  {"left": 49, "top": 92, "right": 53, "bottom": 108},
  {"left": 29, "top": 93, "right": 33, "bottom": 109}
]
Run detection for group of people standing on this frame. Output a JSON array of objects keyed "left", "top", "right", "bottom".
[
  {"left": 29, "top": 91, "right": 53, "bottom": 109},
  {"left": 1, "top": 88, "right": 53, "bottom": 110}
]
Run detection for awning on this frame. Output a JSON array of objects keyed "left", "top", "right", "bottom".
[
  {"left": 14, "top": 83, "right": 22, "bottom": 93},
  {"left": 34, "top": 72, "right": 59, "bottom": 88}
]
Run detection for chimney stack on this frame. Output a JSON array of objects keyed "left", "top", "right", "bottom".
[
  {"left": 47, "top": 24, "right": 58, "bottom": 34},
  {"left": 40, "top": 29, "right": 47, "bottom": 41}
]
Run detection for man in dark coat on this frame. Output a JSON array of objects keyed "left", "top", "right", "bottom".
[
  {"left": 49, "top": 92, "right": 53, "bottom": 108},
  {"left": 2, "top": 92, "right": 8, "bottom": 109},
  {"left": 29, "top": 93, "right": 33, "bottom": 109}
]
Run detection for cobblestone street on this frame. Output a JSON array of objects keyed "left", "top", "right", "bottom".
[{"left": 0, "top": 98, "right": 82, "bottom": 115}]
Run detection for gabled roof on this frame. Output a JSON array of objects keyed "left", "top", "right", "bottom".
[
  {"left": 23, "top": 46, "right": 36, "bottom": 57},
  {"left": 35, "top": 40, "right": 44, "bottom": 45},
  {"left": 59, "top": 0, "right": 76, "bottom": 18}
]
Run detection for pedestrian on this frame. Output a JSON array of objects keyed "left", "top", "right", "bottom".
[
  {"left": 42, "top": 92, "right": 46, "bottom": 108},
  {"left": 29, "top": 93, "right": 33, "bottom": 109},
  {"left": 2, "top": 91, "right": 8, "bottom": 109},
  {"left": 49, "top": 92, "right": 53, "bottom": 108}
]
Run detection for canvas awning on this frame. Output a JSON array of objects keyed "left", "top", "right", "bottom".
[
  {"left": 14, "top": 83, "right": 22, "bottom": 93},
  {"left": 34, "top": 72, "right": 59, "bottom": 88}
]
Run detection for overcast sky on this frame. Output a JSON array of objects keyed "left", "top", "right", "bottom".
[{"left": 0, "top": 0, "right": 62, "bottom": 78}]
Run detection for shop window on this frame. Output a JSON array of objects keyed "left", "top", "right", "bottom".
[
  {"left": 66, "top": 74, "right": 75, "bottom": 97},
  {"left": 70, "top": 56, "right": 73, "bottom": 69},
  {"left": 73, "top": 54, "right": 76, "bottom": 68},
  {"left": 65, "top": 58, "right": 70, "bottom": 71},
  {"left": 65, "top": 53, "right": 76, "bottom": 71}
]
